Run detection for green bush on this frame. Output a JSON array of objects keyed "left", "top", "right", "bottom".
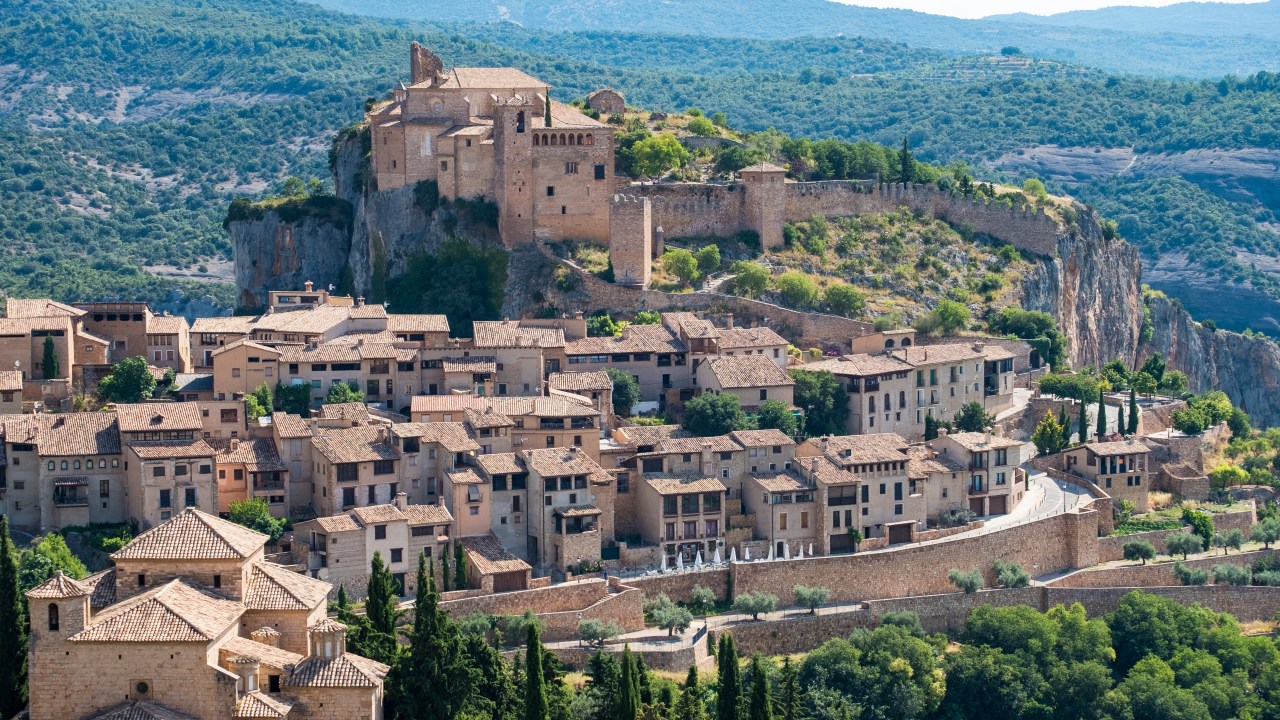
[{"left": 1173, "top": 562, "right": 1208, "bottom": 585}]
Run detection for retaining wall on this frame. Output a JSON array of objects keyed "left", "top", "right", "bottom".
[
  {"left": 1048, "top": 549, "right": 1272, "bottom": 588},
  {"left": 627, "top": 568, "right": 731, "bottom": 601}
]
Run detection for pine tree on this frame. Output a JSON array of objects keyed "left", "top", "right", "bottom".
[
  {"left": 716, "top": 634, "right": 741, "bottom": 720},
  {"left": 1096, "top": 387, "right": 1107, "bottom": 439},
  {"left": 394, "top": 552, "right": 472, "bottom": 720},
  {"left": 1076, "top": 401, "right": 1087, "bottom": 446},
  {"left": 618, "top": 646, "right": 640, "bottom": 720},
  {"left": 366, "top": 551, "right": 399, "bottom": 638},
  {"left": 0, "top": 516, "right": 27, "bottom": 720},
  {"left": 524, "top": 624, "right": 549, "bottom": 720},
  {"left": 778, "top": 657, "right": 800, "bottom": 720},
  {"left": 1128, "top": 388, "right": 1140, "bottom": 434},
  {"left": 676, "top": 665, "right": 706, "bottom": 720},
  {"left": 747, "top": 656, "right": 773, "bottom": 720},
  {"left": 454, "top": 541, "right": 468, "bottom": 591},
  {"left": 41, "top": 336, "right": 59, "bottom": 380}
]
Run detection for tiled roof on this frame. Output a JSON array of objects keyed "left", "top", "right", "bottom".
[
  {"left": 312, "top": 425, "right": 398, "bottom": 464},
  {"left": 316, "top": 402, "right": 373, "bottom": 424},
  {"left": 1085, "top": 439, "right": 1150, "bottom": 456},
  {"left": 464, "top": 407, "right": 515, "bottom": 429},
  {"left": 251, "top": 304, "right": 352, "bottom": 334},
  {"left": 220, "top": 636, "right": 303, "bottom": 670},
  {"left": 521, "top": 447, "right": 609, "bottom": 480},
  {"left": 547, "top": 100, "right": 609, "bottom": 129},
  {"left": 942, "top": 432, "right": 1023, "bottom": 452},
  {"left": 565, "top": 324, "right": 686, "bottom": 355},
  {"left": 82, "top": 568, "right": 117, "bottom": 608},
  {"left": 814, "top": 434, "right": 912, "bottom": 465},
  {"left": 740, "top": 162, "right": 786, "bottom": 173},
  {"left": 113, "top": 508, "right": 267, "bottom": 560},
  {"left": 235, "top": 691, "right": 292, "bottom": 719},
  {"left": 802, "top": 354, "right": 913, "bottom": 377},
  {"left": 403, "top": 504, "right": 453, "bottom": 526},
  {"left": 349, "top": 304, "right": 388, "bottom": 320},
  {"left": 656, "top": 435, "right": 741, "bottom": 454},
  {"left": 476, "top": 453, "right": 524, "bottom": 476},
  {"left": 171, "top": 373, "right": 213, "bottom": 394},
  {"left": 446, "top": 467, "right": 486, "bottom": 485},
  {"left": 128, "top": 439, "right": 216, "bottom": 459},
  {"left": 287, "top": 653, "right": 390, "bottom": 689},
  {"left": 350, "top": 504, "right": 406, "bottom": 524},
  {"left": 388, "top": 314, "right": 450, "bottom": 333},
  {"left": 905, "top": 444, "right": 965, "bottom": 474},
  {"left": 391, "top": 422, "right": 479, "bottom": 452},
  {"left": 190, "top": 316, "right": 256, "bottom": 334},
  {"left": 70, "top": 579, "right": 243, "bottom": 643},
  {"left": 554, "top": 505, "right": 602, "bottom": 518},
  {"left": 663, "top": 312, "right": 719, "bottom": 340},
  {"left": 211, "top": 339, "right": 281, "bottom": 358},
  {"left": 305, "top": 514, "right": 361, "bottom": 533},
  {"left": 705, "top": 355, "right": 793, "bottom": 389},
  {"left": 615, "top": 425, "right": 690, "bottom": 447},
  {"left": 278, "top": 341, "right": 404, "bottom": 363},
  {"left": 645, "top": 474, "right": 727, "bottom": 495},
  {"left": 86, "top": 701, "right": 198, "bottom": 720},
  {"left": 26, "top": 571, "right": 88, "bottom": 598},
  {"left": 270, "top": 412, "right": 312, "bottom": 439},
  {"left": 411, "top": 394, "right": 596, "bottom": 418},
  {"left": 750, "top": 470, "right": 813, "bottom": 493},
  {"left": 472, "top": 321, "right": 565, "bottom": 349},
  {"left": 891, "top": 343, "right": 985, "bottom": 367},
  {"left": 116, "top": 402, "right": 202, "bottom": 433},
  {"left": 0, "top": 370, "right": 21, "bottom": 392},
  {"left": 147, "top": 315, "right": 188, "bottom": 335},
  {"left": 0, "top": 316, "right": 75, "bottom": 336},
  {"left": 981, "top": 345, "right": 1018, "bottom": 361},
  {"left": 460, "top": 535, "right": 532, "bottom": 576},
  {"left": 716, "top": 327, "right": 788, "bottom": 350},
  {"left": 728, "top": 429, "right": 793, "bottom": 448},
  {"left": 244, "top": 562, "right": 331, "bottom": 611},
  {"left": 442, "top": 356, "right": 496, "bottom": 373},
  {"left": 5, "top": 297, "right": 84, "bottom": 318},
  {"left": 210, "top": 438, "right": 287, "bottom": 472},
  {"left": 0, "top": 412, "right": 121, "bottom": 456},
  {"left": 437, "top": 67, "right": 545, "bottom": 89},
  {"left": 549, "top": 371, "right": 612, "bottom": 392}
]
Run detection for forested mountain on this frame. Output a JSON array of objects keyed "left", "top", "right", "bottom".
[
  {"left": 1, "top": 0, "right": 1278, "bottom": 331},
  {"left": 992, "top": 0, "right": 1280, "bottom": 40},
  {"left": 301, "top": 0, "right": 1280, "bottom": 78}
]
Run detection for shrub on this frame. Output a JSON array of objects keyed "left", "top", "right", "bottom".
[
  {"left": 1173, "top": 562, "right": 1208, "bottom": 585},
  {"left": 687, "top": 115, "right": 716, "bottom": 137},
  {"left": 578, "top": 619, "right": 623, "bottom": 646},
  {"left": 793, "top": 585, "right": 831, "bottom": 614},
  {"left": 1255, "top": 571, "right": 1280, "bottom": 586},
  {"left": 948, "top": 568, "right": 984, "bottom": 594},
  {"left": 1165, "top": 532, "right": 1204, "bottom": 560},
  {"left": 689, "top": 585, "right": 717, "bottom": 615},
  {"left": 1252, "top": 517, "right": 1280, "bottom": 548},
  {"left": 879, "top": 610, "right": 926, "bottom": 637},
  {"left": 695, "top": 244, "right": 721, "bottom": 273},
  {"left": 775, "top": 272, "right": 820, "bottom": 308},
  {"left": 823, "top": 283, "right": 867, "bottom": 318},
  {"left": 729, "top": 261, "right": 770, "bottom": 299},
  {"left": 1212, "top": 564, "right": 1251, "bottom": 586},
  {"left": 1181, "top": 506, "right": 1214, "bottom": 548},
  {"left": 733, "top": 591, "right": 778, "bottom": 620},
  {"left": 1122, "top": 540, "right": 1157, "bottom": 565},
  {"left": 938, "top": 507, "right": 978, "bottom": 528},
  {"left": 663, "top": 248, "right": 700, "bottom": 286},
  {"left": 993, "top": 560, "right": 1030, "bottom": 588}
]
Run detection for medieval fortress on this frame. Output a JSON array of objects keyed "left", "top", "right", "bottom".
[{"left": 365, "top": 44, "right": 1063, "bottom": 290}]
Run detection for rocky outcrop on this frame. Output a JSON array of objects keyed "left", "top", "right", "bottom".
[
  {"left": 232, "top": 211, "right": 352, "bottom": 309},
  {"left": 1021, "top": 209, "right": 1144, "bottom": 368},
  {"left": 1143, "top": 296, "right": 1280, "bottom": 427}
]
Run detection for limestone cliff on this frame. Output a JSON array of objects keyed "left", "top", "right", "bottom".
[{"left": 1021, "top": 208, "right": 1144, "bottom": 369}]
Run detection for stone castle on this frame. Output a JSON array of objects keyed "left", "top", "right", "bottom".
[{"left": 364, "top": 44, "right": 1062, "bottom": 291}]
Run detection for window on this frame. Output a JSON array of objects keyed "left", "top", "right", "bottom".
[
  {"left": 759, "top": 389, "right": 768, "bottom": 401},
  {"left": 617, "top": 473, "right": 629, "bottom": 493},
  {"left": 441, "top": 160, "right": 448, "bottom": 171},
  {"left": 705, "top": 520, "right": 719, "bottom": 537},
  {"left": 565, "top": 162, "right": 578, "bottom": 174},
  {"left": 663, "top": 496, "right": 678, "bottom": 516},
  {"left": 232, "top": 368, "right": 240, "bottom": 378},
  {"left": 185, "top": 488, "right": 197, "bottom": 507},
  {"left": 374, "top": 460, "right": 394, "bottom": 476},
  {"left": 48, "top": 603, "right": 59, "bottom": 631},
  {"left": 684, "top": 521, "right": 698, "bottom": 538},
  {"left": 894, "top": 503, "right": 904, "bottom": 515},
  {"left": 411, "top": 526, "right": 431, "bottom": 537},
  {"left": 779, "top": 513, "right": 788, "bottom": 531},
  {"left": 159, "top": 489, "right": 171, "bottom": 508},
  {"left": 199, "top": 464, "right": 211, "bottom": 474},
  {"left": 61, "top": 460, "right": 68, "bottom": 470},
  {"left": 99, "top": 479, "right": 109, "bottom": 498},
  {"left": 375, "top": 525, "right": 387, "bottom": 540},
  {"left": 995, "top": 449, "right": 1008, "bottom": 466},
  {"left": 801, "top": 512, "right": 809, "bottom": 529},
  {"left": 213, "top": 574, "right": 222, "bottom": 589},
  {"left": 546, "top": 186, "right": 555, "bottom": 197},
  {"left": 996, "top": 472, "right": 1007, "bottom": 485},
  {"left": 46, "top": 461, "right": 54, "bottom": 470},
  {"left": 337, "top": 464, "right": 358, "bottom": 482},
  {"left": 391, "top": 548, "right": 403, "bottom": 563},
  {"left": 594, "top": 164, "right": 606, "bottom": 180},
  {"left": 137, "top": 574, "right": 146, "bottom": 588},
  {"left": 269, "top": 675, "right": 281, "bottom": 693},
  {"left": 342, "top": 487, "right": 356, "bottom": 507}
]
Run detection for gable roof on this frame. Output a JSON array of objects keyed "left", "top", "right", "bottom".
[
  {"left": 705, "top": 355, "right": 793, "bottom": 389},
  {"left": 460, "top": 535, "right": 532, "bottom": 576},
  {"left": 287, "top": 653, "right": 390, "bottom": 689},
  {"left": 0, "top": 370, "right": 21, "bottom": 392},
  {"left": 0, "top": 412, "right": 121, "bottom": 456},
  {"left": 210, "top": 438, "right": 287, "bottom": 472},
  {"left": 387, "top": 314, "right": 450, "bottom": 334},
  {"left": 312, "top": 425, "right": 398, "bottom": 464},
  {"left": 565, "top": 324, "right": 685, "bottom": 355},
  {"left": 112, "top": 508, "right": 267, "bottom": 560},
  {"left": 244, "top": 562, "right": 331, "bottom": 612},
  {"left": 390, "top": 422, "right": 479, "bottom": 453},
  {"left": 86, "top": 701, "right": 198, "bottom": 720},
  {"left": 127, "top": 439, "right": 216, "bottom": 460},
  {"left": 717, "top": 326, "right": 788, "bottom": 350},
  {"left": 5, "top": 297, "right": 85, "bottom": 318},
  {"left": 270, "top": 412, "right": 312, "bottom": 439},
  {"left": 437, "top": 67, "right": 545, "bottom": 90},
  {"left": 472, "top": 321, "right": 565, "bottom": 349},
  {"left": 548, "top": 371, "right": 612, "bottom": 392},
  {"left": 115, "top": 402, "right": 203, "bottom": 433},
  {"left": 70, "top": 579, "right": 243, "bottom": 643},
  {"left": 235, "top": 691, "right": 293, "bottom": 719},
  {"left": 521, "top": 447, "right": 609, "bottom": 481}
]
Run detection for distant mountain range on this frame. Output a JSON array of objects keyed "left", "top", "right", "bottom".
[{"left": 301, "top": 0, "right": 1280, "bottom": 78}]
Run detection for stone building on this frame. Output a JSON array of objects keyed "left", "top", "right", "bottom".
[
  {"left": 586, "top": 88, "right": 625, "bottom": 114},
  {"left": 210, "top": 437, "right": 290, "bottom": 515},
  {"left": 0, "top": 412, "right": 127, "bottom": 530},
  {"left": 1062, "top": 438, "right": 1151, "bottom": 511},
  {"left": 926, "top": 430, "right": 1026, "bottom": 517},
  {"left": 695, "top": 354, "right": 796, "bottom": 411},
  {"left": 24, "top": 508, "right": 388, "bottom": 720},
  {"left": 75, "top": 302, "right": 193, "bottom": 373},
  {"left": 0, "top": 298, "right": 110, "bottom": 392}
]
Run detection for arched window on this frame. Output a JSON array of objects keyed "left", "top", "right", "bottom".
[
  {"left": 48, "top": 603, "right": 59, "bottom": 631},
  {"left": 73, "top": 460, "right": 81, "bottom": 470},
  {"left": 560, "top": 133, "right": 567, "bottom": 146},
  {"left": 901, "top": 338, "right": 912, "bottom": 346},
  {"left": 884, "top": 393, "right": 891, "bottom": 411},
  {"left": 885, "top": 339, "right": 896, "bottom": 349},
  {"left": 899, "top": 391, "right": 907, "bottom": 408},
  {"left": 567, "top": 134, "right": 575, "bottom": 146},
  {"left": 586, "top": 134, "right": 593, "bottom": 146},
  {"left": 515, "top": 111, "right": 526, "bottom": 133},
  {"left": 533, "top": 134, "right": 540, "bottom": 146},
  {"left": 577, "top": 134, "right": 584, "bottom": 145},
  {"left": 60, "top": 460, "right": 68, "bottom": 470},
  {"left": 47, "top": 461, "right": 54, "bottom": 471},
  {"left": 549, "top": 134, "right": 557, "bottom": 146}
]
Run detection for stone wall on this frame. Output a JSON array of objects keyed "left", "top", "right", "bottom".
[
  {"left": 536, "top": 585, "right": 646, "bottom": 642},
  {"left": 609, "top": 195, "right": 652, "bottom": 288},
  {"left": 1048, "top": 550, "right": 1271, "bottom": 588},
  {"left": 1096, "top": 526, "right": 1193, "bottom": 561},
  {"left": 624, "top": 184, "right": 743, "bottom": 239},
  {"left": 439, "top": 578, "right": 608, "bottom": 618},
  {"left": 627, "top": 568, "right": 731, "bottom": 601},
  {"left": 712, "top": 608, "right": 874, "bottom": 656}
]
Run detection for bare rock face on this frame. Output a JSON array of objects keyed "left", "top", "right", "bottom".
[
  {"left": 1022, "top": 209, "right": 1144, "bottom": 368},
  {"left": 231, "top": 211, "right": 352, "bottom": 309},
  {"left": 1144, "top": 296, "right": 1280, "bottom": 427}
]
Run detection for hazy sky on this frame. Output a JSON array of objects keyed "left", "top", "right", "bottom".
[{"left": 831, "top": 0, "right": 1264, "bottom": 19}]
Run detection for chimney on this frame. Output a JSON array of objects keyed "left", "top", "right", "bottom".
[
  {"left": 228, "top": 656, "right": 260, "bottom": 695},
  {"left": 574, "top": 311, "right": 584, "bottom": 320},
  {"left": 937, "top": 428, "right": 948, "bottom": 438},
  {"left": 229, "top": 438, "right": 240, "bottom": 452},
  {"left": 356, "top": 296, "right": 365, "bottom": 307},
  {"left": 394, "top": 492, "right": 408, "bottom": 511},
  {"left": 725, "top": 313, "right": 734, "bottom": 329},
  {"left": 250, "top": 627, "right": 280, "bottom": 648},
  {"left": 973, "top": 342, "right": 985, "bottom": 352},
  {"left": 304, "top": 280, "right": 314, "bottom": 292}
]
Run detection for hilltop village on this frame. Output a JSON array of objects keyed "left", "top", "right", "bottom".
[{"left": 3, "top": 45, "right": 1268, "bottom": 720}]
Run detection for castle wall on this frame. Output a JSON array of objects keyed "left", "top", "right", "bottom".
[
  {"left": 624, "top": 184, "right": 743, "bottom": 239},
  {"left": 530, "top": 136, "right": 613, "bottom": 244},
  {"left": 609, "top": 196, "right": 652, "bottom": 287}
]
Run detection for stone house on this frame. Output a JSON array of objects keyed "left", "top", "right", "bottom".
[
  {"left": 927, "top": 430, "right": 1026, "bottom": 517},
  {"left": 210, "top": 437, "right": 290, "bottom": 516},
  {"left": 474, "top": 452, "right": 532, "bottom": 558},
  {"left": 411, "top": 394, "right": 601, "bottom": 462},
  {"left": 0, "top": 412, "right": 127, "bottom": 530},
  {"left": 548, "top": 370, "right": 614, "bottom": 418},
  {"left": 191, "top": 315, "right": 256, "bottom": 371},
  {"left": 795, "top": 434, "right": 928, "bottom": 547},
  {"left": 695, "top": 354, "right": 795, "bottom": 411},
  {"left": 210, "top": 340, "right": 281, "bottom": 400},
  {"left": 564, "top": 323, "right": 690, "bottom": 403},
  {"left": 1062, "top": 438, "right": 1151, "bottom": 511},
  {"left": 635, "top": 472, "right": 727, "bottom": 566},
  {"left": 74, "top": 302, "right": 192, "bottom": 373},
  {"left": 294, "top": 493, "right": 453, "bottom": 598},
  {"left": 522, "top": 446, "right": 613, "bottom": 571},
  {"left": 270, "top": 412, "right": 317, "bottom": 514},
  {"left": 0, "top": 298, "right": 110, "bottom": 387},
  {"left": 24, "top": 508, "right": 387, "bottom": 720},
  {"left": 389, "top": 421, "right": 479, "bottom": 504},
  {"left": 117, "top": 403, "right": 218, "bottom": 527},
  {"left": 309, "top": 424, "right": 400, "bottom": 517},
  {"left": 278, "top": 338, "right": 419, "bottom": 413},
  {"left": 0, "top": 370, "right": 21, "bottom": 413},
  {"left": 586, "top": 88, "right": 625, "bottom": 114},
  {"left": 742, "top": 469, "right": 818, "bottom": 559}
]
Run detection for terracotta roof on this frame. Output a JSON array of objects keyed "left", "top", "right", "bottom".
[
  {"left": 127, "top": 439, "right": 216, "bottom": 459},
  {"left": 891, "top": 343, "right": 985, "bottom": 367},
  {"left": 86, "top": 701, "right": 198, "bottom": 720},
  {"left": 476, "top": 453, "right": 524, "bottom": 476},
  {"left": 740, "top": 162, "right": 786, "bottom": 173},
  {"left": 815, "top": 434, "right": 912, "bottom": 465},
  {"left": 472, "top": 321, "right": 565, "bottom": 349},
  {"left": 705, "top": 355, "right": 793, "bottom": 389},
  {"left": 437, "top": 66, "right": 545, "bottom": 89},
  {"left": 252, "top": 304, "right": 353, "bottom": 334},
  {"left": 305, "top": 514, "right": 361, "bottom": 533},
  {"left": 656, "top": 435, "right": 740, "bottom": 454},
  {"left": 391, "top": 422, "right": 479, "bottom": 452},
  {"left": 220, "top": 636, "right": 303, "bottom": 671},
  {"left": 0, "top": 370, "right": 21, "bottom": 392},
  {"left": 802, "top": 354, "right": 913, "bottom": 377},
  {"left": 116, "top": 402, "right": 202, "bottom": 433},
  {"left": 547, "top": 100, "right": 609, "bottom": 128},
  {"left": 905, "top": 444, "right": 965, "bottom": 474},
  {"left": 1085, "top": 439, "right": 1151, "bottom": 456},
  {"left": 663, "top": 312, "right": 719, "bottom": 340},
  {"left": 941, "top": 432, "right": 1023, "bottom": 452},
  {"left": 147, "top": 315, "right": 187, "bottom": 335},
  {"left": 521, "top": 447, "right": 609, "bottom": 480},
  {"left": 310, "top": 618, "right": 347, "bottom": 633},
  {"left": 728, "top": 429, "right": 793, "bottom": 447},
  {"left": 311, "top": 425, "right": 398, "bottom": 464},
  {"left": 316, "top": 402, "right": 373, "bottom": 424},
  {"left": 0, "top": 412, "right": 121, "bottom": 456},
  {"left": 716, "top": 327, "right": 788, "bottom": 350},
  {"left": 70, "top": 579, "right": 243, "bottom": 643},
  {"left": 244, "top": 562, "right": 331, "bottom": 611},
  {"left": 645, "top": 474, "right": 727, "bottom": 495},
  {"left": 981, "top": 345, "right": 1017, "bottom": 361},
  {"left": 403, "top": 504, "right": 453, "bottom": 526},
  {"left": 191, "top": 316, "right": 256, "bottom": 334},
  {"left": 750, "top": 470, "right": 813, "bottom": 493},
  {"left": 278, "top": 341, "right": 403, "bottom": 363},
  {"left": 388, "top": 314, "right": 449, "bottom": 333},
  {"left": 464, "top": 406, "right": 515, "bottom": 429},
  {"left": 113, "top": 508, "right": 267, "bottom": 560},
  {"left": 411, "top": 394, "right": 596, "bottom": 418},
  {"left": 26, "top": 571, "right": 88, "bottom": 598},
  {"left": 235, "top": 692, "right": 292, "bottom": 719},
  {"left": 615, "top": 425, "right": 690, "bottom": 447},
  {"left": 270, "top": 412, "right": 312, "bottom": 439},
  {"left": 349, "top": 304, "right": 388, "bottom": 320},
  {"left": 442, "top": 356, "right": 496, "bottom": 374},
  {"left": 211, "top": 339, "right": 281, "bottom": 358},
  {"left": 460, "top": 535, "right": 532, "bottom": 576},
  {"left": 350, "top": 504, "right": 406, "bottom": 524},
  {"left": 565, "top": 324, "right": 686, "bottom": 355},
  {"left": 210, "top": 438, "right": 287, "bottom": 472},
  {"left": 446, "top": 467, "right": 486, "bottom": 485},
  {"left": 549, "top": 371, "right": 612, "bottom": 392},
  {"left": 555, "top": 505, "right": 602, "bottom": 518},
  {"left": 5, "top": 297, "right": 84, "bottom": 318},
  {"left": 288, "top": 652, "right": 390, "bottom": 689},
  {"left": 82, "top": 568, "right": 117, "bottom": 608}
]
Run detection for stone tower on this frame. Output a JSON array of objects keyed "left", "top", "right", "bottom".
[
  {"left": 409, "top": 41, "right": 444, "bottom": 85},
  {"left": 493, "top": 95, "right": 541, "bottom": 246},
  {"left": 609, "top": 195, "right": 652, "bottom": 288},
  {"left": 740, "top": 162, "right": 787, "bottom": 252}
]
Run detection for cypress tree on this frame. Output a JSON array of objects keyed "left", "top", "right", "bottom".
[
  {"left": 454, "top": 541, "right": 468, "bottom": 591},
  {"left": 1096, "top": 387, "right": 1107, "bottom": 439},
  {"left": 395, "top": 551, "right": 471, "bottom": 720},
  {"left": 1076, "top": 401, "right": 1087, "bottom": 446},
  {"left": 1120, "top": 396, "right": 1130, "bottom": 436},
  {"left": 440, "top": 544, "right": 452, "bottom": 591},
  {"left": 1128, "top": 388, "right": 1140, "bottom": 434},
  {"left": 747, "top": 656, "right": 772, "bottom": 720},
  {"left": 0, "top": 516, "right": 27, "bottom": 720},
  {"left": 1057, "top": 405, "right": 1071, "bottom": 448},
  {"left": 636, "top": 653, "right": 653, "bottom": 706},
  {"left": 336, "top": 583, "right": 349, "bottom": 610},
  {"left": 618, "top": 645, "right": 639, "bottom": 720},
  {"left": 524, "top": 624, "right": 549, "bottom": 720},
  {"left": 41, "top": 336, "right": 59, "bottom": 380},
  {"left": 366, "top": 551, "right": 399, "bottom": 638},
  {"left": 716, "top": 634, "right": 741, "bottom": 720},
  {"left": 924, "top": 412, "right": 937, "bottom": 441},
  {"left": 677, "top": 665, "right": 706, "bottom": 720},
  {"left": 898, "top": 137, "right": 915, "bottom": 184},
  {"left": 778, "top": 657, "right": 799, "bottom": 720}
]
